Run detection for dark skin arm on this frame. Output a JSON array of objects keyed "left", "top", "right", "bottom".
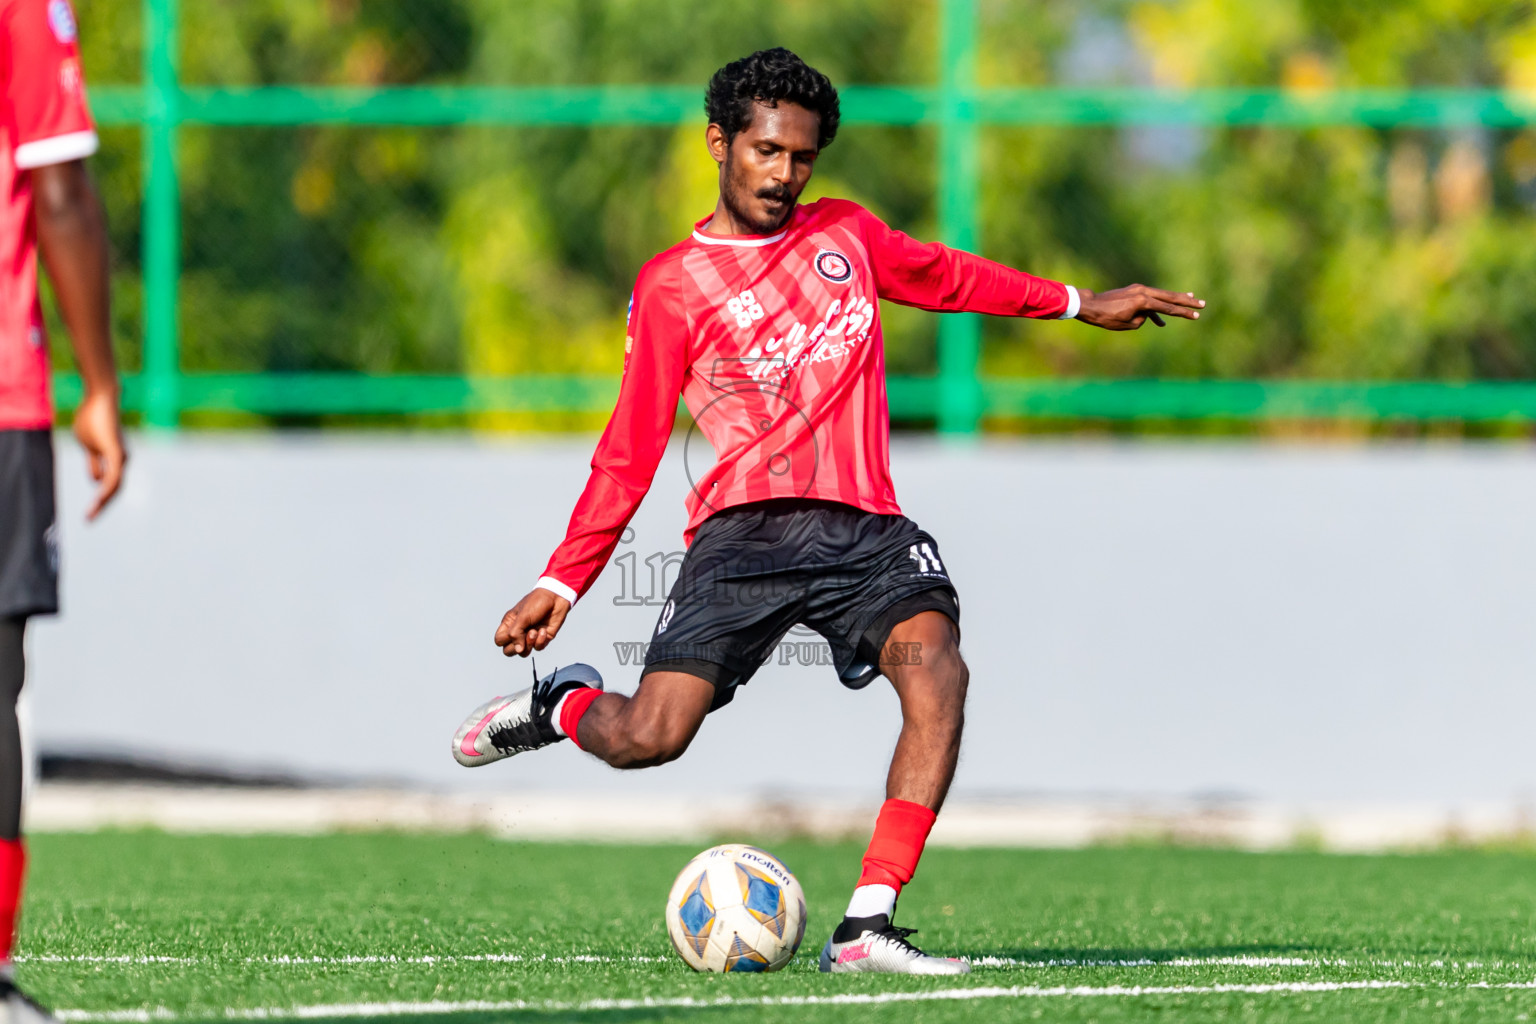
[
  {"left": 1077, "top": 284, "right": 1205, "bottom": 330},
  {"left": 33, "top": 159, "right": 125, "bottom": 520}
]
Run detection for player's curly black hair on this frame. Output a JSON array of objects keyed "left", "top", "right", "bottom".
[{"left": 705, "top": 48, "right": 840, "bottom": 151}]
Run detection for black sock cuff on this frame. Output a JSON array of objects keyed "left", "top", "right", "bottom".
[{"left": 833, "top": 913, "right": 889, "bottom": 943}]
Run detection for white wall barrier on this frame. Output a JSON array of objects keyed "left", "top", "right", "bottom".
[{"left": 29, "top": 434, "right": 1536, "bottom": 808}]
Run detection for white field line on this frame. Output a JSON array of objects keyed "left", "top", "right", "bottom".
[
  {"left": 18, "top": 952, "right": 1528, "bottom": 971},
  {"left": 52, "top": 980, "right": 1536, "bottom": 1022}
]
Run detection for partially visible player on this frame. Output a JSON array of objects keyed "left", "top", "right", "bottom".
[
  {"left": 452, "top": 48, "right": 1201, "bottom": 973},
  {"left": 0, "top": 0, "right": 124, "bottom": 1019}
]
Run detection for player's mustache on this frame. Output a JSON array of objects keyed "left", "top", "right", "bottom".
[{"left": 757, "top": 187, "right": 794, "bottom": 203}]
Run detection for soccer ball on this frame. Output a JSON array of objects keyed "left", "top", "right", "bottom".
[{"left": 665, "top": 843, "right": 807, "bottom": 972}]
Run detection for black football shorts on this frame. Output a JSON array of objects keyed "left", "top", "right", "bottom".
[
  {"left": 0, "top": 430, "right": 58, "bottom": 620},
  {"left": 641, "top": 497, "right": 959, "bottom": 711}
]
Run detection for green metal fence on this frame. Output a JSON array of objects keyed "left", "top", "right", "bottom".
[{"left": 73, "top": 0, "right": 1536, "bottom": 431}]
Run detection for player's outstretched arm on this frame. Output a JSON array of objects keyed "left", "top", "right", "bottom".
[
  {"left": 495, "top": 587, "right": 573, "bottom": 657},
  {"left": 34, "top": 159, "right": 125, "bottom": 520},
  {"left": 494, "top": 262, "right": 687, "bottom": 658},
  {"left": 1075, "top": 284, "right": 1205, "bottom": 331}
]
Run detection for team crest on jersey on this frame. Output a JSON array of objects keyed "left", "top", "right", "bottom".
[
  {"left": 48, "top": 0, "right": 78, "bottom": 42},
  {"left": 813, "top": 249, "right": 853, "bottom": 284}
]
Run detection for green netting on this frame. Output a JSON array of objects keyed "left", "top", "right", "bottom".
[{"left": 52, "top": 0, "right": 1536, "bottom": 429}]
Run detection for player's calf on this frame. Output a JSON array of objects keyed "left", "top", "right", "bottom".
[
  {"left": 883, "top": 611, "right": 968, "bottom": 811},
  {"left": 568, "top": 669, "right": 715, "bottom": 770}
]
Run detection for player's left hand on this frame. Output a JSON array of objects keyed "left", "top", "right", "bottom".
[
  {"left": 73, "top": 387, "right": 127, "bottom": 521},
  {"left": 1075, "top": 285, "right": 1205, "bottom": 331}
]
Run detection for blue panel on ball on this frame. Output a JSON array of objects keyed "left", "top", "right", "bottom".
[
  {"left": 679, "top": 875, "right": 714, "bottom": 938},
  {"left": 744, "top": 874, "right": 781, "bottom": 919},
  {"left": 728, "top": 953, "right": 771, "bottom": 972}
]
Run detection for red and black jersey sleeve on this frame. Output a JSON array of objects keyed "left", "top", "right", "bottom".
[
  {"left": 538, "top": 258, "right": 691, "bottom": 603},
  {"left": 849, "top": 202, "right": 1069, "bottom": 319},
  {"left": 2, "top": 0, "right": 97, "bottom": 169}
]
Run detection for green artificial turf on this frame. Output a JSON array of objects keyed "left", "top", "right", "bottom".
[{"left": 17, "top": 831, "right": 1536, "bottom": 1023}]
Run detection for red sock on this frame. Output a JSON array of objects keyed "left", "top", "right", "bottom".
[
  {"left": 0, "top": 839, "right": 25, "bottom": 962},
  {"left": 856, "top": 798, "right": 937, "bottom": 892},
  {"left": 559, "top": 688, "right": 603, "bottom": 750}
]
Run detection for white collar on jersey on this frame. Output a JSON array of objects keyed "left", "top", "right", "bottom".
[{"left": 690, "top": 226, "right": 789, "bottom": 247}]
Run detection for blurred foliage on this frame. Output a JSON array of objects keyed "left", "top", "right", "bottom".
[
  {"left": 980, "top": 0, "right": 1536, "bottom": 382},
  {"left": 58, "top": 0, "right": 1536, "bottom": 419}
]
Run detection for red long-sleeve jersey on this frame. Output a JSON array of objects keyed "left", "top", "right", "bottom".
[
  {"left": 0, "top": 0, "right": 98, "bottom": 430},
  {"left": 537, "top": 198, "right": 1075, "bottom": 603}
]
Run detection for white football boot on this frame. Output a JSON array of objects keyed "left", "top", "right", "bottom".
[
  {"left": 451, "top": 663, "right": 603, "bottom": 767},
  {"left": 818, "top": 913, "right": 972, "bottom": 975},
  {"left": 0, "top": 979, "right": 61, "bottom": 1024}
]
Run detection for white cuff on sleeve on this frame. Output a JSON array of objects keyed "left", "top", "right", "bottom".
[
  {"left": 536, "top": 575, "right": 579, "bottom": 605},
  {"left": 1058, "top": 285, "right": 1081, "bottom": 320},
  {"left": 15, "top": 130, "right": 99, "bottom": 170}
]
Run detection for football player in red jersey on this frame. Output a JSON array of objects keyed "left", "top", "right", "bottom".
[
  {"left": 452, "top": 48, "right": 1202, "bottom": 973},
  {"left": 0, "top": 0, "right": 124, "bottom": 1016}
]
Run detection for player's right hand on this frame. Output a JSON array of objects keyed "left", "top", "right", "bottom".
[
  {"left": 74, "top": 387, "right": 126, "bottom": 521},
  {"left": 495, "top": 587, "right": 572, "bottom": 657}
]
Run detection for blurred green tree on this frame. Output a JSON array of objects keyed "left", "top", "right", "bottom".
[{"left": 56, "top": 0, "right": 1536, "bottom": 425}]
